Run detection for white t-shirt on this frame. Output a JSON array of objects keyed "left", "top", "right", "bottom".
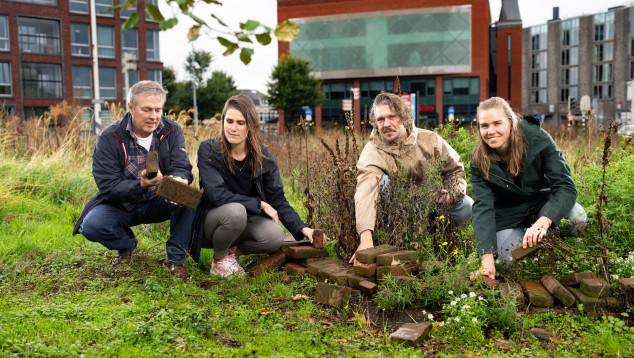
[{"left": 136, "top": 133, "right": 153, "bottom": 152}]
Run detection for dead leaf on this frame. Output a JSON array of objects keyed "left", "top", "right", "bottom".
[
  {"left": 332, "top": 338, "right": 348, "bottom": 344},
  {"left": 549, "top": 337, "right": 565, "bottom": 344},
  {"left": 260, "top": 311, "right": 272, "bottom": 316},
  {"left": 287, "top": 322, "right": 298, "bottom": 328},
  {"left": 320, "top": 319, "right": 333, "bottom": 328},
  {"left": 281, "top": 274, "right": 291, "bottom": 282},
  {"left": 174, "top": 336, "right": 186, "bottom": 349},
  {"left": 292, "top": 294, "right": 309, "bottom": 301}
]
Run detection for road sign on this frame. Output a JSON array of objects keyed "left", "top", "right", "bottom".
[
  {"left": 342, "top": 99, "right": 352, "bottom": 111},
  {"left": 448, "top": 106, "right": 454, "bottom": 115},
  {"left": 91, "top": 98, "right": 105, "bottom": 104},
  {"left": 580, "top": 95, "right": 591, "bottom": 114}
]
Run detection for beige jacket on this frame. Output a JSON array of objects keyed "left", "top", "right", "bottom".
[{"left": 355, "top": 124, "right": 467, "bottom": 235}]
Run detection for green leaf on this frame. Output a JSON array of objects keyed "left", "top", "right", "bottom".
[
  {"left": 211, "top": 14, "right": 227, "bottom": 27},
  {"left": 274, "top": 21, "right": 300, "bottom": 42},
  {"left": 202, "top": 0, "right": 221, "bottom": 4},
  {"left": 122, "top": 13, "right": 138, "bottom": 31},
  {"left": 184, "top": 11, "right": 205, "bottom": 25},
  {"left": 146, "top": 3, "right": 164, "bottom": 22},
  {"left": 217, "top": 37, "right": 239, "bottom": 56},
  {"left": 241, "top": 20, "right": 260, "bottom": 31},
  {"left": 255, "top": 32, "right": 271, "bottom": 45},
  {"left": 187, "top": 25, "right": 201, "bottom": 41},
  {"left": 240, "top": 48, "right": 254, "bottom": 65},
  {"left": 160, "top": 17, "right": 179, "bottom": 31},
  {"left": 236, "top": 32, "right": 252, "bottom": 43}
]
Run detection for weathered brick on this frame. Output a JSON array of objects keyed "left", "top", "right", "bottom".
[
  {"left": 580, "top": 278, "right": 611, "bottom": 298},
  {"left": 358, "top": 280, "right": 378, "bottom": 298},
  {"left": 356, "top": 245, "right": 398, "bottom": 264},
  {"left": 286, "top": 245, "right": 329, "bottom": 259},
  {"left": 157, "top": 176, "right": 203, "bottom": 209},
  {"left": 312, "top": 229, "right": 326, "bottom": 249},
  {"left": 317, "top": 263, "right": 350, "bottom": 281},
  {"left": 306, "top": 258, "right": 343, "bottom": 276},
  {"left": 389, "top": 322, "right": 432, "bottom": 347},
  {"left": 522, "top": 281, "right": 554, "bottom": 308},
  {"left": 605, "top": 297, "right": 624, "bottom": 312},
  {"left": 376, "top": 250, "right": 418, "bottom": 266},
  {"left": 559, "top": 272, "right": 597, "bottom": 286},
  {"left": 541, "top": 275, "right": 576, "bottom": 307},
  {"left": 145, "top": 151, "right": 158, "bottom": 179},
  {"left": 377, "top": 263, "right": 418, "bottom": 280},
  {"left": 291, "top": 257, "right": 322, "bottom": 267},
  {"left": 353, "top": 262, "right": 377, "bottom": 278},
  {"left": 281, "top": 238, "right": 311, "bottom": 254},
  {"left": 285, "top": 262, "right": 308, "bottom": 276},
  {"left": 251, "top": 251, "right": 286, "bottom": 276},
  {"left": 616, "top": 277, "right": 634, "bottom": 292},
  {"left": 330, "top": 268, "right": 356, "bottom": 286},
  {"left": 570, "top": 287, "right": 607, "bottom": 312},
  {"left": 314, "top": 282, "right": 351, "bottom": 308},
  {"left": 511, "top": 245, "right": 540, "bottom": 262},
  {"left": 420, "top": 261, "right": 443, "bottom": 273}
]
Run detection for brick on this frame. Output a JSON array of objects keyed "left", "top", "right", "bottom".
[
  {"left": 358, "top": 280, "right": 378, "bottom": 298},
  {"left": 306, "top": 258, "right": 343, "bottom": 276},
  {"left": 511, "top": 245, "right": 540, "bottom": 262},
  {"left": 484, "top": 277, "right": 498, "bottom": 289},
  {"left": 145, "top": 151, "right": 158, "bottom": 179},
  {"left": 420, "top": 261, "right": 443, "bottom": 273},
  {"left": 348, "top": 274, "right": 376, "bottom": 288},
  {"left": 617, "top": 277, "right": 634, "bottom": 292},
  {"left": 570, "top": 287, "right": 607, "bottom": 312},
  {"left": 376, "top": 250, "right": 418, "bottom": 266},
  {"left": 281, "top": 238, "right": 311, "bottom": 254},
  {"left": 522, "top": 281, "right": 554, "bottom": 308},
  {"left": 285, "top": 245, "right": 329, "bottom": 259},
  {"left": 251, "top": 251, "right": 286, "bottom": 276},
  {"left": 314, "top": 283, "right": 351, "bottom": 308},
  {"left": 291, "top": 258, "right": 322, "bottom": 267},
  {"left": 285, "top": 263, "right": 308, "bottom": 276},
  {"left": 530, "top": 328, "right": 556, "bottom": 341},
  {"left": 353, "top": 262, "right": 377, "bottom": 278},
  {"left": 580, "top": 278, "right": 611, "bottom": 298},
  {"left": 157, "top": 176, "right": 203, "bottom": 209},
  {"left": 389, "top": 322, "right": 432, "bottom": 347},
  {"left": 312, "top": 229, "right": 326, "bottom": 249},
  {"left": 560, "top": 272, "right": 597, "bottom": 286},
  {"left": 541, "top": 275, "right": 576, "bottom": 307},
  {"left": 331, "top": 268, "right": 356, "bottom": 286},
  {"left": 377, "top": 263, "right": 418, "bottom": 280},
  {"left": 356, "top": 245, "right": 398, "bottom": 264},
  {"left": 605, "top": 297, "right": 624, "bottom": 312},
  {"left": 317, "top": 263, "right": 350, "bottom": 281}
]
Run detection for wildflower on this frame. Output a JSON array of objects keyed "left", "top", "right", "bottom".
[
  {"left": 450, "top": 300, "right": 457, "bottom": 306},
  {"left": 613, "top": 274, "right": 619, "bottom": 280},
  {"left": 461, "top": 294, "right": 467, "bottom": 299},
  {"left": 478, "top": 296, "right": 484, "bottom": 301},
  {"left": 452, "top": 250, "right": 458, "bottom": 256},
  {"left": 438, "top": 322, "right": 445, "bottom": 327},
  {"left": 448, "top": 291, "right": 454, "bottom": 295},
  {"left": 438, "top": 215, "right": 445, "bottom": 220},
  {"left": 472, "top": 318, "right": 478, "bottom": 323},
  {"left": 469, "top": 292, "right": 476, "bottom": 298},
  {"left": 462, "top": 305, "right": 471, "bottom": 310},
  {"left": 442, "top": 242, "right": 448, "bottom": 246},
  {"left": 454, "top": 317, "right": 461, "bottom": 323},
  {"left": 428, "top": 314, "right": 434, "bottom": 321},
  {"left": 461, "top": 326, "right": 465, "bottom": 330}
]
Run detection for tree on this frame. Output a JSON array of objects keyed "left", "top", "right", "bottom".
[
  {"left": 113, "top": 0, "right": 299, "bottom": 64},
  {"left": 266, "top": 54, "right": 325, "bottom": 121},
  {"left": 197, "top": 70, "right": 238, "bottom": 119},
  {"left": 185, "top": 50, "right": 213, "bottom": 86}
]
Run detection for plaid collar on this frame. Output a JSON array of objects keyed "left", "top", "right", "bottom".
[{"left": 125, "top": 115, "right": 165, "bottom": 140}]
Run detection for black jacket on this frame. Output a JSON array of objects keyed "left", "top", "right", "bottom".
[
  {"left": 72, "top": 113, "right": 193, "bottom": 235},
  {"left": 189, "top": 137, "right": 306, "bottom": 262}
]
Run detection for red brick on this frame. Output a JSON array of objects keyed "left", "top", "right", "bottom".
[
  {"left": 331, "top": 268, "right": 356, "bottom": 286},
  {"left": 314, "top": 282, "right": 351, "bottom": 308},
  {"left": 251, "top": 251, "right": 286, "bottom": 276},
  {"left": 541, "top": 275, "right": 576, "bottom": 307},
  {"left": 616, "top": 278, "right": 634, "bottom": 293},
  {"left": 376, "top": 250, "right": 418, "bottom": 266},
  {"left": 157, "top": 176, "right": 203, "bottom": 209},
  {"left": 358, "top": 280, "right": 378, "bottom": 298},
  {"left": 605, "top": 297, "right": 624, "bottom": 312},
  {"left": 353, "top": 262, "right": 376, "bottom": 278},
  {"left": 522, "top": 281, "right": 554, "bottom": 308},
  {"left": 356, "top": 245, "right": 398, "bottom": 264},
  {"left": 285, "top": 263, "right": 308, "bottom": 276},
  {"left": 285, "top": 245, "right": 329, "bottom": 259},
  {"left": 312, "top": 229, "right": 326, "bottom": 249},
  {"left": 377, "top": 264, "right": 418, "bottom": 280},
  {"left": 389, "top": 322, "right": 432, "bottom": 347},
  {"left": 511, "top": 245, "right": 540, "bottom": 262},
  {"left": 281, "top": 239, "right": 311, "bottom": 255},
  {"left": 559, "top": 272, "right": 597, "bottom": 286},
  {"left": 580, "top": 278, "right": 611, "bottom": 298},
  {"left": 306, "top": 258, "right": 343, "bottom": 276},
  {"left": 570, "top": 287, "right": 607, "bottom": 312},
  {"left": 145, "top": 151, "right": 158, "bottom": 179},
  {"left": 348, "top": 274, "right": 376, "bottom": 288}
]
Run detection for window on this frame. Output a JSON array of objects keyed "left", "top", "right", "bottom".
[
  {"left": 146, "top": 30, "right": 160, "bottom": 61},
  {"left": 0, "top": 62, "right": 12, "bottom": 96},
  {"left": 594, "top": 43, "right": 613, "bottom": 62},
  {"left": 73, "top": 66, "right": 91, "bottom": 99},
  {"left": 121, "top": 29, "right": 138, "bottom": 57},
  {"left": 96, "top": 0, "right": 114, "bottom": 17},
  {"left": 323, "top": 82, "right": 352, "bottom": 100},
  {"left": 97, "top": 25, "right": 115, "bottom": 58},
  {"left": 360, "top": 80, "right": 393, "bottom": 98},
  {"left": 442, "top": 77, "right": 479, "bottom": 96},
  {"left": 560, "top": 87, "right": 578, "bottom": 103},
  {"left": 561, "top": 68, "right": 578, "bottom": 86},
  {"left": 145, "top": 0, "right": 158, "bottom": 21},
  {"left": 530, "top": 90, "right": 547, "bottom": 104},
  {"left": 530, "top": 25, "right": 547, "bottom": 51},
  {"left": 7, "top": 0, "right": 56, "bottom": 5},
  {"left": 21, "top": 63, "right": 63, "bottom": 99},
  {"left": 401, "top": 79, "right": 435, "bottom": 96},
  {"left": 531, "top": 52, "right": 547, "bottom": 69},
  {"left": 0, "top": 16, "right": 9, "bottom": 51},
  {"left": 594, "top": 12, "right": 614, "bottom": 41},
  {"left": 593, "top": 84, "right": 612, "bottom": 99},
  {"left": 594, "top": 64, "right": 612, "bottom": 82},
  {"left": 71, "top": 23, "right": 90, "bottom": 57},
  {"left": 121, "top": 70, "right": 139, "bottom": 97},
  {"left": 561, "top": 49, "right": 578, "bottom": 67},
  {"left": 118, "top": 1, "right": 135, "bottom": 18},
  {"left": 99, "top": 67, "right": 116, "bottom": 99},
  {"left": 147, "top": 69, "right": 162, "bottom": 83},
  {"left": 630, "top": 60, "right": 634, "bottom": 80},
  {"left": 18, "top": 17, "right": 61, "bottom": 55},
  {"left": 70, "top": 0, "right": 88, "bottom": 14}
]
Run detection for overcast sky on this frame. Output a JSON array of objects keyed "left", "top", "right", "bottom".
[{"left": 159, "top": 0, "right": 632, "bottom": 94}]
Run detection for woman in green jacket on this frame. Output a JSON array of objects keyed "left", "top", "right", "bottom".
[{"left": 470, "top": 97, "right": 586, "bottom": 279}]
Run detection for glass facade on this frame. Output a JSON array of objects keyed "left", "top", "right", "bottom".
[
  {"left": 442, "top": 77, "right": 479, "bottom": 121},
  {"left": 0, "top": 62, "right": 11, "bottom": 96},
  {"left": 0, "top": 16, "right": 9, "bottom": 51},
  {"left": 401, "top": 78, "right": 437, "bottom": 126},
  {"left": 71, "top": 23, "right": 90, "bottom": 57},
  {"left": 7, "top": 0, "right": 56, "bottom": 5},
  {"left": 73, "top": 66, "right": 92, "bottom": 99},
  {"left": 97, "top": 25, "right": 115, "bottom": 58},
  {"left": 291, "top": 6, "right": 471, "bottom": 78},
  {"left": 147, "top": 69, "right": 162, "bottom": 84},
  {"left": 21, "top": 63, "right": 63, "bottom": 99},
  {"left": 593, "top": 12, "right": 614, "bottom": 100},
  {"left": 146, "top": 30, "right": 160, "bottom": 61},
  {"left": 96, "top": 0, "right": 114, "bottom": 17},
  {"left": 121, "top": 29, "right": 138, "bottom": 57},
  {"left": 70, "top": 0, "right": 89, "bottom": 14},
  {"left": 529, "top": 25, "right": 547, "bottom": 104},
  {"left": 560, "top": 19, "right": 579, "bottom": 103},
  {"left": 18, "top": 17, "right": 61, "bottom": 55},
  {"left": 99, "top": 67, "right": 116, "bottom": 99}
]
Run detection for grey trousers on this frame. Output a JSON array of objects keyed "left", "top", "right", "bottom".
[
  {"left": 203, "top": 202, "right": 284, "bottom": 258},
  {"left": 496, "top": 201, "right": 587, "bottom": 264}
]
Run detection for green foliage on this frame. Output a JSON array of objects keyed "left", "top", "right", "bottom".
[
  {"left": 184, "top": 49, "right": 213, "bottom": 85},
  {"left": 437, "top": 291, "right": 489, "bottom": 344},
  {"left": 266, "top": 54, "right": 326, "bottom": 121},
  {"left": 164, "top": 70, "right": 238, "bottom": 120}
]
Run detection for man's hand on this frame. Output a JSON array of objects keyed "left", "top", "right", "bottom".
[
  {"left": 140, "top": 169, "right": 162, "bottom": 189},
  {"left": 433, "top": 189, "right": 453, "bottom": 205},
  {"left": 261, "top": 201, "right": 279, "bottom": 224},
  {"left": 523, "top": 216, "right": 552, "bottom": 248},
  {"left": 349, "top": 230, "right": 374, "bottom": 265},
  {"left": 470, "top": 253, "right": 496, "bottom": 280}
]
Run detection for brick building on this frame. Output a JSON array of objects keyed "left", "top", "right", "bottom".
[
  {"left": 0, "top": 0, "right": 163, "bottom": 124},
  {"left": 276, "top": 0, "right": 523, "bottom": 132}
]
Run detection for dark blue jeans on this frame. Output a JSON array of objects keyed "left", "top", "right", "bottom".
[{"left": 79, "top": 196, "right": 194, "bottom": 265}]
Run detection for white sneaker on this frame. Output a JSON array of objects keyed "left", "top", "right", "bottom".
[{"left": 210, "top": 255, "right": 245, "bottom": 277}]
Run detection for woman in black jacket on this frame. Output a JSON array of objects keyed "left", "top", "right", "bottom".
[{"left": 191, "top": 94, "right": 318, "bottom": 277}]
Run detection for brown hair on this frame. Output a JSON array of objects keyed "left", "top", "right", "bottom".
[
  {"left": 220, "top": 94, "right": 266, "bottom": 178},
  {"left": 473, "top": 97, "right": 526, "bottom": 178},
  {"left": 369, "top": 92, "right": 413, "bottom": 132}
]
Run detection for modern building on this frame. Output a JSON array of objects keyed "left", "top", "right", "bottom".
[
  {"left": 522, "top": 5, "right": 633, "bottom": 127},
  {"left": 0, "top": 0, "right": 163, "bottom": 124},
  {"left": 276, "top": 0, "right": 523, "bottom": 133}
]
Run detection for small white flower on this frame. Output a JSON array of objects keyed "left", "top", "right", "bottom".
[
  {"left": 448, "top": 291, "right": 454, "bottom": 295},
  {"left": 472, "top": 318, "right": 478, "bottom": 323},
  {"left": 422, "top": 310, "right": 427, "bottom": 315},
  {"left": 454, "top": 317, "right": 460, "bottom": 323},
  {"left": 613, "top": 274, "right": 619, "bottom": 280},
  {"left": 533, "top": 257, "right": 538, "bottom": 262},
  {"left": 438, "top": 322, "right": 445, "bottom": 327},
  {"left": 469, "top": 292, "right": 476, "bottom": 298},
  {"left": 461, "top": 326, "right": 465, "bottom": 330},
  {"left": 428, "top": 314, "right": 434, "bottom": 320},
  {"left": 478, "top": 296, "right": 484, "bottom": 301},
  {"left": 462, "top": 305, "right": 471, "bottom": 310},
  {"left": 461, "top": 293, "right": 467, "bottom": 299},
  {"left": 451, "top": 300, "right": 457, "bottom": 306}
]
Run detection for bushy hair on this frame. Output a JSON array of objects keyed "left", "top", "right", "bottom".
[
  {"left": 127, "top": 80, "right": 168, "bottom": 109},
  {"left": 369, "top": 92, "right": 412, "bottom": 131}
]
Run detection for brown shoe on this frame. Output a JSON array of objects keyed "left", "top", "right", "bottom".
[
  {"left": 163, "top": 261, "right": 190, "bottom": 279},
  {"left": 111, "top": 239, "right": 139, "bottom": 266}
]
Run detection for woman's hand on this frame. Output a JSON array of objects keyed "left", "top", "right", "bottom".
[
  {"left": 523, "top": 216, "right": 552, "bottom": 248},
  {"left": 470, "top": 253, "right": 496, "bottom": 280},
  {"left": 261, "top": 201, "right": 279, "bottom": 223},
  {"left": 301, "top": 227, "right": 315, "bottom": 243}
]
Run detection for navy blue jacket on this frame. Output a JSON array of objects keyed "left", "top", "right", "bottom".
[
  {"left": 189, "top": 137, "right": 306, "bottom": 262},
  {"left": 72, "top": 113, "right": 193, "bottom": 235}
]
